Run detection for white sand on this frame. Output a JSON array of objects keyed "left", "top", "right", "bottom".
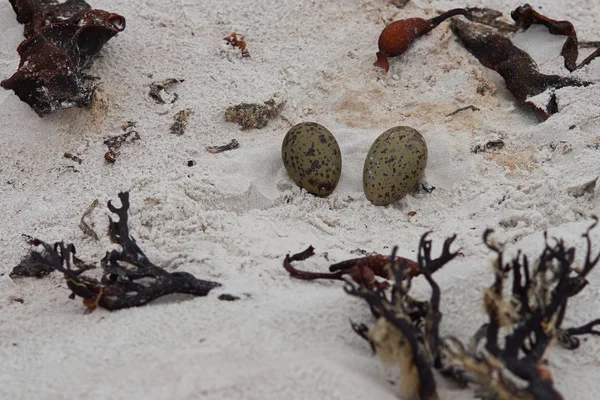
[{"left": 1, "top": 0, "right": 600, "bottom": 398}]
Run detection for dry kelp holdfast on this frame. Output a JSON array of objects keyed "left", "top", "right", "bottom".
[{"left": 1, "top": 0, "right": 126, "bottom": 116}]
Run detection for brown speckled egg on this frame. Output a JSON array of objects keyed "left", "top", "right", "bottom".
[
  {"left": 363, "top": 126, "right": 427, "bottom": 206},
  {"left": 281, "top": 122, "right": 342, "bottom": 197}
]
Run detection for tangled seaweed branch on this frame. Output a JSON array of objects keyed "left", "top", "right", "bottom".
[
  {"left": 14, "top": 192, "right": 222, "bottom": 311},
  {"left": 335, "top": 221, "right": 600, "bottom": 400},
  {"left": 442, "top": 218, "right": 600, "bottom": 400},
  {"left": 344, "top": 232, "right": 459, "bottom": 400}
]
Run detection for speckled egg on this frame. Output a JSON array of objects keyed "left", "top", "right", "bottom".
[
  {"left": 281, "top": 122, "right": 342, "bottom": 197},
  {"left": 363, "top": 126, "right": 427, "bottom": 206}
]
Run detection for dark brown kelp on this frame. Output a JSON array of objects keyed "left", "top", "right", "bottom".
[{"left": 451, "top": 18, "right": 590, "bottom": 119}]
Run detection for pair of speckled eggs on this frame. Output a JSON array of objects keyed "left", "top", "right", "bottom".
[{"left": 281, "top": 122, "right": 428, "bottom": 206}]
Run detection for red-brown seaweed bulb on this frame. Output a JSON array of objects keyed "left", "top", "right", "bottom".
[{"left": 374, "top": 8, "right": 472, "bottom": 72}]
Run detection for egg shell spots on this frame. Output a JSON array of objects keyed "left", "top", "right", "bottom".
[
  {"left": 281, "top": 122, "right": 342, "bottom": 197},
  {"left": 363, "top": 126, "right": 427, "bottom": 206}
]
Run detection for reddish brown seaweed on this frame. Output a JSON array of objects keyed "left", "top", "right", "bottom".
[
  {"left": 1, "top": 1, "right": 125, "bottom": 116},
  {"left": 374, "top": 8, "right": 472, "bottom": 72},
  {"left": 511, "top": 4, "right": 600, "bottom": 72}
]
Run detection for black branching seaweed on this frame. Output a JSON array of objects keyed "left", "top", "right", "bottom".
[
  {"left": 1, "top": 0, "right": 125, "bottom": 116},
  {"left": 13, "top": 192, "right": 222, "bottom": 311},
  {"left": 443, "top": 219, "right": 600, "bottom": 400},
  {"left": 342, "top": 220, "right": 600, "bottom": 400},
  {"left": 345, "top": 232, "right": 459, "bottom": 400}
]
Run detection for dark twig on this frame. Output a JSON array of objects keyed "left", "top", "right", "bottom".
[
  {"left": 446, "top": 105, "right": 480, "bottom": 117},
  {"left": 206, "top": 139, "right": 240, "bottom": 154},
  {"left": 79, "top": 199, "right": 99, "bottom": 240}
]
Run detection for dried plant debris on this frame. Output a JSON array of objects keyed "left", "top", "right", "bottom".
[
  {"left": 170, "top": 109, "right": 194, "bottom": 135},
  {"left": 14, "top": 192, "right": 223, "bottom": 312},
  {"left": 374, "top": 8, "right": 473, "bottom": 72},
  {"left": 103, "top": 123, "right": 140, "bottom": 162},
  {"left": 511, "top": 5, "right": 600, "bottom": 72},
  {"left": 224, "top": 32, "right": 249, "bottom": 58},
  {"left": 10, "top": 243, "right": 59, "bottom": 278},
  {"left": 451, "top": 4, "right": 600, "bottom": 119},
  {"left": 345, "top": 233, "right": 460, "bottom": 400},
  {"left": 149, "top": 78, "right": 184, "bottom": 104},
  {"left": 63, "top": 153, "right": 83, "bottom": 164},
  {"left": 337, "top": 222, "right": 600, "bottom": 400},
  {"left": 472, "top": 139, "right": 505, "bottom": 153},
  {"left": 104, "top": 151, "right": 117, "bottom": 163},
  {"left": 225, "top": 99, "right": 284, "bottom": 130},
  {"left": 446, "top": 105, "right": 480, "bottom": 117},
  {"left": 443, "top": 223, "right": 600, "bottom": 399},
  {"left": 1, "top": 0, "right": 126, "bottom": 116},
  {"left": 206, "top": 139, "right": 240, "bottom": 154},
  {"left": 79, "top": 199, "right": 99, "bottom": 240},
  {"left": 284, "top": 245, "right": 432, "bottom": 291}
]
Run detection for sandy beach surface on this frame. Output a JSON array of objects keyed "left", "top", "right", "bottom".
[{"left": 1, "top": 0, "right": 600, "bottom": 399}]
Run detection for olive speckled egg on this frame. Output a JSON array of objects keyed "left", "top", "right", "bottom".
[
  {"left": 363, "top": 126, "right": 427, "bottom": 206},
  {"left": 281, "top": 122, "right": 342, "bottom": 197}
]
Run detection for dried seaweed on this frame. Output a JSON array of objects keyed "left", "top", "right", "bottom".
[
  {"left": 224, "top": 99, "right": 283, "bottom": 130},
  {"left": 472, "top": 139, "right": 505, "bottom": 154},
  {"left": 511, "top": 4, "right": 600, "bottom": 72},
  {"left": 15, "top": 192, "right": 222, "bottom": 311},
  {"left": 63, "top": 153, "right": 83, "bottom": 164},
  {"left": 170, "top": 109, "right": 194, "bottom": 135},
  {"left": 149, "top": 78, "right": 184, "bottom": 104},
  {"left": 11, "top": 244, "right": 59, "bottom": 278},
  {"left": 282, "top": 241, "right": 454, "bottom": 292},
  {"left": 1, "top": 1, "right": 126, "bottom": 116},
  {"left": 206, "top": 139, "right": 240, "bottom": 154},
  {"left": 338, "top": 221, "right": 600, "bottom": 400},
  {"left": 446, "top": 105, "right": 480, "bottom": 117},
  {"left": 224, "top": 32, "right": 249, "bottom": 58},
  {"left": 344, "top": 233, "right": 460, "bottom": 400},
  {"left": 79, "top": 199, "right": 99, "bottom": 240},
  {"left": 441, "top": 222, "right": 600, "bottom": 399},
  {"left": 451, "top": 18, "right": 590, "bottom": 119},
  {"left": 374, "top": 8, "right": 473, "bottom": 72},
  {"left": 103, "top": 125, "right": 140, "bottom": 163}
]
